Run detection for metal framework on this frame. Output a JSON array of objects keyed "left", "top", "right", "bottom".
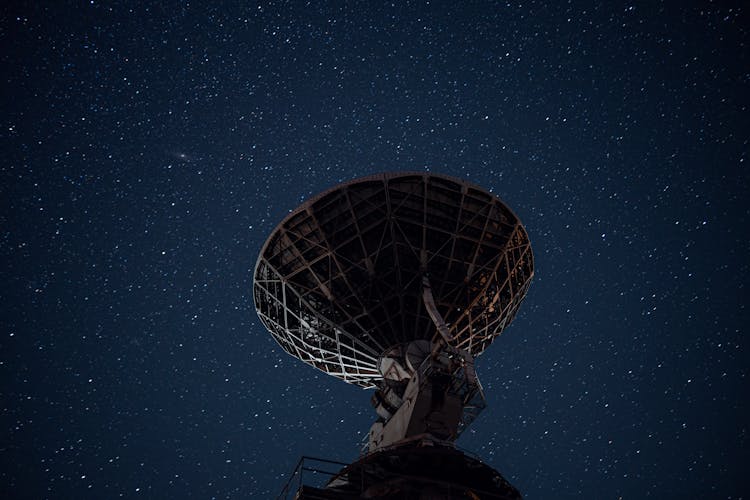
[
  {"left": 278, "top": 441, "right": 522, "bottom": 499},
  {"left": 253, "top": 172, "right": 534, "bottom": 388}
]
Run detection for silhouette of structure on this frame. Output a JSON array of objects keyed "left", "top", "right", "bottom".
[{"left": 254, "top": 172, "right": 534, "bottom": 499}]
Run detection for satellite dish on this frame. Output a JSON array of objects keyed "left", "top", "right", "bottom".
[{"left": 253, "top": 172, "right": 534, "bottom": 388}]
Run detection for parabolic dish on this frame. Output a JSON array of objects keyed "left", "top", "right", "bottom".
[{"left": 253, "top": 172, "right": 534, "bottom": 388}]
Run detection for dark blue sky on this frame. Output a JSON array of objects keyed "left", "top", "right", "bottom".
[{"left": 2, "top": 1, "right": 748, "bottom": 498}]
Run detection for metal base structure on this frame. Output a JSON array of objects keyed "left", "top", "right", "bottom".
[
  {"left": 366, "top": 339, "right": 486, "bottom": 453},
  {"left": 281, "top": 439, "right": 521, "bottom": 500}
]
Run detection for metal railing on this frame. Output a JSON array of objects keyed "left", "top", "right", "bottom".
[{"left": 276, "top": 456, "right": 349, "bottom": 500}]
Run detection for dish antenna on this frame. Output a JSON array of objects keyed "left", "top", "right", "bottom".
[{"left": 254, "top": 172, "right": 533, "bottom": 498}]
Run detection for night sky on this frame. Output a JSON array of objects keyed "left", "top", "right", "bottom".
[{"left": 2, "top": 1, "right": 748, "bottom": 498}]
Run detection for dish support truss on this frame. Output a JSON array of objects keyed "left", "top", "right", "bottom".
[
  {"left": 253, "top": 173, "right": 534, "bottom": 389},
  {"left": 255, "top": 258, "right": 382, "bottom": 387}
]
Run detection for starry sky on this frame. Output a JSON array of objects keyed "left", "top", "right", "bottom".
[{"left": 1, "top": 1, "right": 748, "bottom": 498}]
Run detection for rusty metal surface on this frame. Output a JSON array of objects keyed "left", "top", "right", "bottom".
[{"left": 253, "top": 172, "right": 534, "bottom": 388}]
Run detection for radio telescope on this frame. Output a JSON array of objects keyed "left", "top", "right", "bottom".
[{"left": 254, "top": 172, "right": 534, "bottom": 499}]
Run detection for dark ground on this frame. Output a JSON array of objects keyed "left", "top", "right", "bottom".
[{"left": 1, "top": 1, "right": 748, "bottom": 498}]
